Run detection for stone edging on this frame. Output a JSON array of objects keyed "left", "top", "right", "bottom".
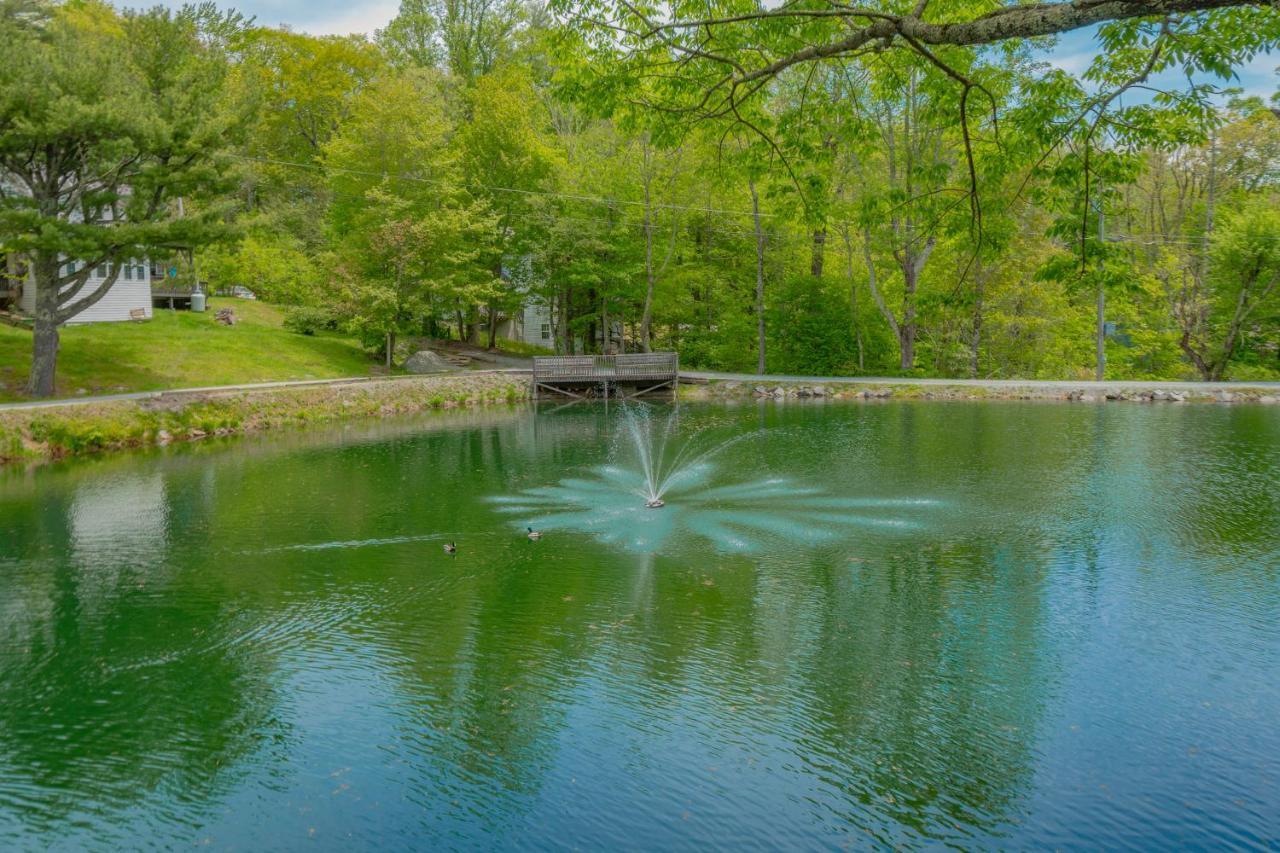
[{"left": 681, "top": 381, "right": 1279, "bottom": 404}]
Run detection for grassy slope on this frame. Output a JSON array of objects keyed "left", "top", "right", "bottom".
[{"left": 0, "top": 298, "right": 379, "bottom": 401}]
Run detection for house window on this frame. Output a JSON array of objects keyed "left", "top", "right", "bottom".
[
  {"left": 123, "top": 263, "right": 132, "bottom": 280},
  {"left": 136, "top": 264, "right": 145, "bottom": 280},
  {"left": 96, "top": 264, "right": 107, "bottom": 278},
  {"left": 540, "top": 323, "right": 551, "bottom": 340}
]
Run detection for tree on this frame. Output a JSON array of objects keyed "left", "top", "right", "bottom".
[
  {"left": 1176, "top": 198, "right": 1280, "bottom": 379},
  {"left": 439, "top": 0, "right": 527, "bottom": 81},
  {"left": 376, "top": 0, "right": 445, "bottom": 69},
  {"left": 458, "top": 65, "right": 557, "bottom": 349},
  {"left": 325, "top": 71, "right": 498, "bottom": 362},
  {"left": 852, "top": 62, "right": 957, "bottom": 372},
  {"left": 0, "top": 1, "right": 245, "bottom": 396}
]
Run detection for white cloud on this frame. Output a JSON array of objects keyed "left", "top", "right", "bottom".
[
  {"left": 1045, "top": 51, "right": 1095, "bottom": 76},
  {"left": 149, "top": 0, "right": 399, "bottom": 36},
  {"left": 298, "top": 0, "right": 400, "bottom": 36}
]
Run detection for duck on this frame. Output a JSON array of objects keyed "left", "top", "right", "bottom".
[
  {"left": 443, "top": 542, "right": 457, "bottom": 554},
  {"left": 527, "top": 527, "right": 543, "bottom": 541}
]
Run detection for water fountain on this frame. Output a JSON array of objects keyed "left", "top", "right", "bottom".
[
  {"left": 619, "top": 403, "right": 759, "bottom": 509},
  {"left": 489, "top": 403, "right": 940, "bottom": 554}
]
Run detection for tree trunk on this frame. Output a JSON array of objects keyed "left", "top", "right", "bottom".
[
  {"left": 640, "top": 176, "right": 655, "bottom": 352},
  {"left": 1095, "top": 280, "right": 1106, "bottom": 381},
  {"left": 385, "top": 331, "right": 396, "bottom": 369},
  {"left": 557, "top": 289, "right": 571, "bottom": 354},
  {"left": 486, "top": 301, "right": 499, "bottom": 350},
  {"left": 25, "top": 256, "right": 62, "bottom": 398},
  {"left": 863, "top": 227, "right": 901, "bottom": 365},
  {"left": 841, "top": 227, "right": 864, "bottom": 372},
  {"left": 601, "top": 296, "right": 610, "bottom": 354},
  {"left": 970, "top": 262, "right": 984, "bottom": 379},
  {"left": 750, "top": 178, "right": 766, "bottom": 375},
  {"left": 27, "top": 320, "right": 59, "bottom": 398},
  {"left": 899, "top": 262, "right": 918, "bottom": 372},
  {"left": 811, "top": 227, "right": 826, "bottom": 278},
  {"left": 894, "top": 236, "right": 935, "bottom": 373},
  {"left": 1178, "top": 332, "right": 1215, "bottom": 381}
]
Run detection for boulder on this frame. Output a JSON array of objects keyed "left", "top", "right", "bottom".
[{"left": 402, "top": 350, "right": 458, "bottom": 374}]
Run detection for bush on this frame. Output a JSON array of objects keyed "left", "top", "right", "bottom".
[{"left": 284, "top": 306, "right": 336, "bottom": 336}]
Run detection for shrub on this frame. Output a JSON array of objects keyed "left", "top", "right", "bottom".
[{"left": 284, "top": 306, "right": 336, "bottom": 336}]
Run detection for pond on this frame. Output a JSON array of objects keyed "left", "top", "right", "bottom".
[{"left": 1, "top": 401, "right": 1277, "bottom": 849}]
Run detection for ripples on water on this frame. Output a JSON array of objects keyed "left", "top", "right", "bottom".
[{"left": 0, "top": 402, "right": 1277, "bottom": 849}]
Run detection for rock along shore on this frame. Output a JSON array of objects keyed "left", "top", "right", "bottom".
[{"left": 679, "top": 379, "right": 1279, "bottom": 405}]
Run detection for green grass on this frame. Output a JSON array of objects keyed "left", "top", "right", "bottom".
[
  {"left": 0, "top": 298, "right": 381, "bottom": 401},
  {"left": 494, "top": 337, "right": 555, "bottom": 357},
  {"left": 0, "top": 373, "right": 530, "bottom": 465}
]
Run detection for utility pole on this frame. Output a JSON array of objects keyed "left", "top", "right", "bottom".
[
  {"left": 1203, "top": 125, "right": 1217, "bottom": 282},
  {"left": 1094, "top": 192, "right": 1106, "bottom": 381},
  {"left": 750, "top": 178, "right": 766, "bottom": 376}
]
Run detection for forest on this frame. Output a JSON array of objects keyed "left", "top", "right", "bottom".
[{"left": 2, "top": 0, "right": 1279, "bottom": 395}]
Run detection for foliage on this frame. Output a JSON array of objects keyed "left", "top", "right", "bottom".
[
  {"left": 201, "top": 233, "right": 324, "bottom": 304},
  {"left": 0, "top": 0, "right": 250, "bottom": 394},
  {"left": 283, "top": 306, "right": 337, "bottom": 336},
  {"left": 2, "top": 0, "right": 1279, "bottom": 396}
]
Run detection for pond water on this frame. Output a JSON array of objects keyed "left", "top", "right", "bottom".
[{"left": 1, "top": 401, "right": 1278, "bottom": 850}]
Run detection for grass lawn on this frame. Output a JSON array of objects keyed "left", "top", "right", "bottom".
[{"left": 0, "top": 298, "right": 382, "bottom": 401}]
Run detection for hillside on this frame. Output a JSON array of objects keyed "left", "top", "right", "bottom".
[{"left": 0, "top": 298, "right": 380, "bottom": 402}]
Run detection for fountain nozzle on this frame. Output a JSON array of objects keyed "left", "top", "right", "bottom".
[{"left": 645, "top": 498, "right": 665, "bottom": 509}]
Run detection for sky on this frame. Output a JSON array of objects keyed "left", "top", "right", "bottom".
[{"left": 156, "top": 0, "right": 1278, "bottom": 101}]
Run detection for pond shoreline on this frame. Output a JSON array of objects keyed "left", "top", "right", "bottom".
[
  {"left": 682, "top": 376, "right": 1280, "bottom": 404},
  {"left": 3, "top": 369, "right": 1277, "bottom": 467},
  {"left": 0, "top": 372, "right": 529, "bottom": 467}
]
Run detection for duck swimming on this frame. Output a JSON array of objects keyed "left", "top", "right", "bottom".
[
  {"left": 527, "top": 527, "right": 542, "bottom": 540},
  {"left": 443, "top": 542, "right": 457, "bottom": 554}
]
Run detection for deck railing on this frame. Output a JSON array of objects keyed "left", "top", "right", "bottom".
[{"left": 532, "top": 352, "right": 679, "bottom": 399}]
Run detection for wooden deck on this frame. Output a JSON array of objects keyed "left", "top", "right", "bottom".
[{"left": 532, "top": 352, "right": 679, "bottom": 400}]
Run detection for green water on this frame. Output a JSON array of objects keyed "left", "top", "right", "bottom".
[{"left": 1, "top": 401, "right": 1277, "bottom": 850}]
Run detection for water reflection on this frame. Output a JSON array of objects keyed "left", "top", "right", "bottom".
[{"left": 0, "top": 402, "right": 1275, "bottom": 849}]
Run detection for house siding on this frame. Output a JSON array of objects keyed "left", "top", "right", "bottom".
[
  {"left": 21, "top": 262, "right": 153, "bottom": 324},
  {"left": 522, "top": 301, "right": 553, "bottom": 347}
]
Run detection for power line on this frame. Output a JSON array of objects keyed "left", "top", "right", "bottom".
[
  {"left": 236, "top": 154, "right": 1279, "bottom": 253},
  {"left": 233, "top": 154, "right": 799, "bottom": 222}
]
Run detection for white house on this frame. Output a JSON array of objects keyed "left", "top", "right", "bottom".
[
  {"left": 18, "top": 257, "right": 154, "bottom": 324},
  {"left": 1, "top": 178, "right": 154, "bottom": 323}
]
